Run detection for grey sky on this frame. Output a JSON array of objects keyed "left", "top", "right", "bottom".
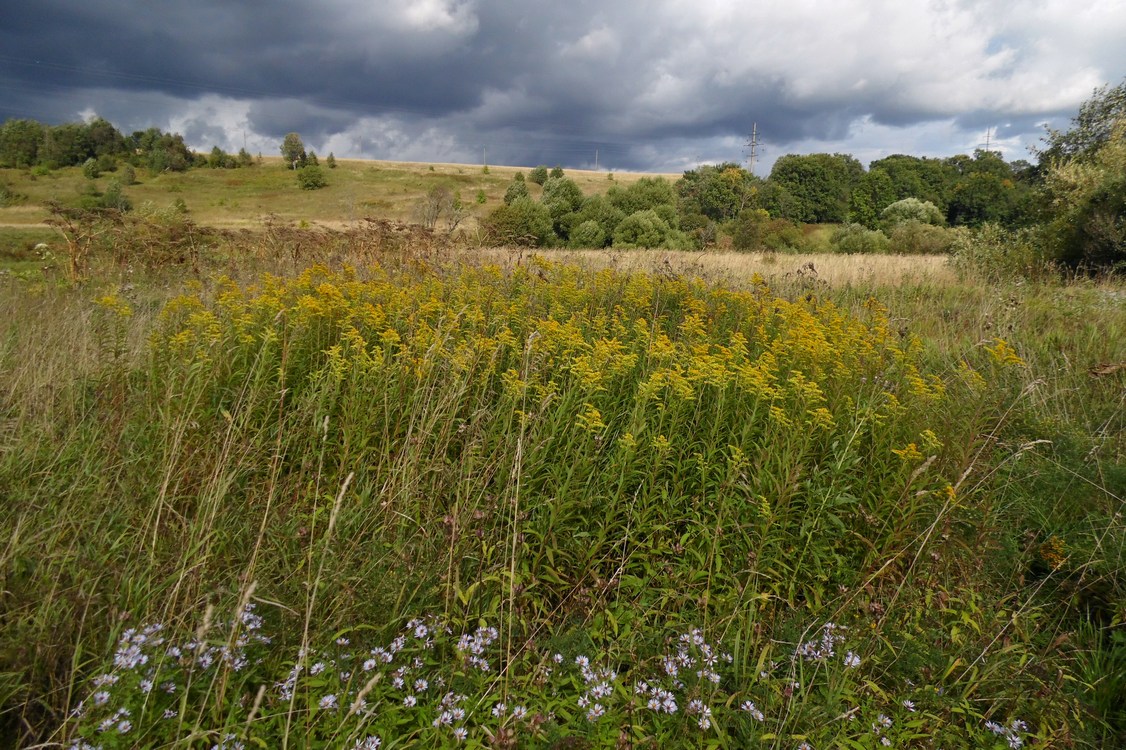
[{"left": 2, "top": 0, "right": 1123, "bottom": 172}]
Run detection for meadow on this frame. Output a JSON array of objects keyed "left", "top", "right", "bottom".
[{"left": 0, "top": 166, "right": 1123, "bottom": 749}]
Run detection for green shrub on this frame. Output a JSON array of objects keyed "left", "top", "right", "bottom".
[
  {"left": 529, "top": 165, "right": 549, "bottom": 185},
  {"left": 888, "top": 219, "right": 958, "bottom": 254},
  {"left": 882, "top": 197, "right": 944, "bottom": 227},
  {"left": 296, "top": 165, "right": 327, "bottom": 190},
  {"left": 568, "top": 219, "right": 607, "bottom": 248},
  {"left": 503, "top": 179, "right": 530, "bottom": 205},
  {"left": 481, "top": 196, "right": 553, "bottom": 245},
  {"left": 830, "top": 223, "right": 890, "bottom": 254},
  {"left": 0, "top": 181, "right": 26, "bottom": 207},
  {"left": 731, "top": 209, "right": 804, "bottom": 251},
  {"left": 541, "top": 177, "right": 585, "bottom": 227},
  {"left": 950, "top": 223, "right": 1053, "bottom": 281},
  {"left": 82, "top": 157, "right": 100, "bottom": 179},
  {"left": 99, "top": 178, "right": 132, "bottom": 212},
  {"left": 120, "top": 164, "right": 137, "bottom": 185},
  {"left": 612, "top": 209, "right": 671, "bottom": 248}
]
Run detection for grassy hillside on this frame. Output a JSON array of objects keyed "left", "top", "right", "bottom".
[{"left": 0, "top": 158, "right": 676, "bottom": 230}]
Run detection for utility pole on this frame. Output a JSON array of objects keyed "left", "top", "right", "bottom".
[
  {"left": 745, "top": 122, "right": 759, "bottom": 175},
  {"left": 594, "top": 149, "right": 599, "bottom": 171}
]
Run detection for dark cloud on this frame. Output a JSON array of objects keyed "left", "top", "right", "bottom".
[{"left": 2, "top": 0, "right": 1123, "bottom": 171}]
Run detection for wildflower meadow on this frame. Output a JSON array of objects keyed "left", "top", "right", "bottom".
[{"left": 0, "top": 226, "right": 1122, "bottom": 748}]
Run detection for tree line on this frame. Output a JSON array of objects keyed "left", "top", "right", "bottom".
[
  {"left": 0, "top": 116, "right": 256, "bottom": 173},
  {"left": 485, "top": 81, "right": 1124, "bottom": 271},
  {"left": 3, "top": 79, "right": 1122, "bottom": 270}
]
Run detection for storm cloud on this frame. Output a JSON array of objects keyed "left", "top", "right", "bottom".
[{"left": 2, "top": 0, "right": 1124, "bottom": 171}]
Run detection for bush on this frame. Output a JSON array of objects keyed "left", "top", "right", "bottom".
[
  {"left": 0, "top": 181, "right": 26, "bottom": 207},
  {"left": 950, "top": 223, "right": 1052, "bottom": 281},
  {"left": 541, "top": 177, "right": 585, "bottom": 226},
  {"left": 888, "top": 220, "right": 958, "bottom": 254},
  {"left": 568, "top": 219, "right": 607, "bottom": 248},
  {"left": 881, "top": 197, "right": 944, "bottom": 228},
  {"left": 731, "top": 209, "right": 804, "bottom": 252},
  {"left": 528, "top": 165, "right": 549, "bottom": 185},
  {"left": 503, "top": 179, "right": 530, "bottom": 205},
  {"left": 296, "top": 165, "right": 327, "bottom": 190},
  {"left": 120, "top": 164, "right": 137, "bottom": 185},
  {"left": 830, "top": 223, "right": 890, "bottom": 254},
  {"left": 612, "top": 209, "right": 671, "bottom": 248},
  {"left": 481, "top": 197, "right": 553, "bottom": 245},
  {"left": 99, "top": 179, "right": 132, "bottom": 212},
  {"left": 82, "top": 158, "right": 100, "bottom": 179},
  {"left": 96, "top": 154, "right": 117, "bottom": 173},
  {"left": 550, "top": 165, "right": 564, "bottom": 179}
]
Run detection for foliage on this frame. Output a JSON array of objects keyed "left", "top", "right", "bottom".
[
  {"left": 730, "top": 208, "right": 804, "bottom": 252},
  {"left": 830, "top": 223, "right": 890, "bottom": 254},
  {"left": 767, "top": 153, "right": 864, "bottom": 223},
  {"left": 0, "top": 118, "right": 45, "bottom": 167},
  {"left": 503, "top": 178, "right": 530, "bottom": 205},
  {"left": 612, "top": 208, "right": 673, "bottom": 248},
  {"left": 482, "top": 196, "right": 553, "bottom": 245},
  {"left": 558, "top": 194, "right": 624, "bottom": 246},
  {"left": 82, "top": 158, "right": 100, "bottom": 180},
  {"left": 99, "top": 178, "right": 133, "bottom": 212},
  {"left": 207, "top": 145, "right": 236, "bottom": 169},
  {"left": 607, "top": 176, "right": 678, "bottom": 218},
  {"left": 550, "top": 165, "right": 564, "bottom": 179},
  {"left": 568, "top": 218, "right": 607, "bottom": 248},
  {"left": 887, "top": 219, "right": 958, "bottom": 255},
  {"left": 949, "top": 223, "right": 1053, "bottom": 282},
  {"left": 1041, "top": 119, "right": 1126, "bottom": 270},
  {"left": 529, "top": 165, "right": 549, "bottom": 185},
  {"left": 540, "top": 176, "right": 585, "bottom": 226},
  {"left": 847, "top": 167, "right": 896, "bottom": 228},
  {"left": 297, "top": 164, "right": 328, "bottom": 190},
  {"left": 868, "top": 154, "right": 954, "bottom": 211},
  {"left": 281, "top": 132, "right": 307, "bottom": 169},
  {"left": 677, "top": 162, "right": 759, "bottom": 222},
  {"left": 326, "top": 152, "right": 337, "bottom": 169},
  {"left": 881, "top": 197, "right": 944, "bottom": 227},
  {"left": 1038, "top": 78, "right": 1126, "bottom": 166},
  {"left": 0, "top": 181, "right": 26, "bottom": 207}
]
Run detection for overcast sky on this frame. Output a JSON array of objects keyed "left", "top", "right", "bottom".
[{"left": 2, "top": 0, "right": 1124, "bottom": 173}]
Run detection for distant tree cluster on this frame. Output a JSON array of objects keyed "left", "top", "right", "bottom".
[
  {"left": 0, "top": 116, "right": 257, "bottom": 175},
  {"left": 484, "top": 168, "right": 693, "bottom": 249}
]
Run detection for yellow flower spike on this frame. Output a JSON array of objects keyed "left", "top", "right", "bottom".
[
  {"left": 920, "top": 429, "right": 943, "bottom": 451},
  {"left": 985, "top": 338, "right": 1026, "bottom": 368},
  {"left": 891, "top": 443, "right": 924, "bottom": 461},
  {"left": 768, "top": 405, "right": 793, "bottom": 428},
  {"left": 575, "top": 403, "right": 606, "bottom": 434},
  {"left": 95, "top": 293, "right": 133, "bottom": 319},
  {"left": 807, "top": 407, "right": 836, "bottom": 431}
]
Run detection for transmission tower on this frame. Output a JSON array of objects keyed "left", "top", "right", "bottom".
[{"left": 744, "top": 123, "right": 760, "bottom": 175}]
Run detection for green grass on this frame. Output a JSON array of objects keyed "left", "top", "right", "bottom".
[{"left": 0, "top": 228, "right": 1122, "bottom": 748}]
